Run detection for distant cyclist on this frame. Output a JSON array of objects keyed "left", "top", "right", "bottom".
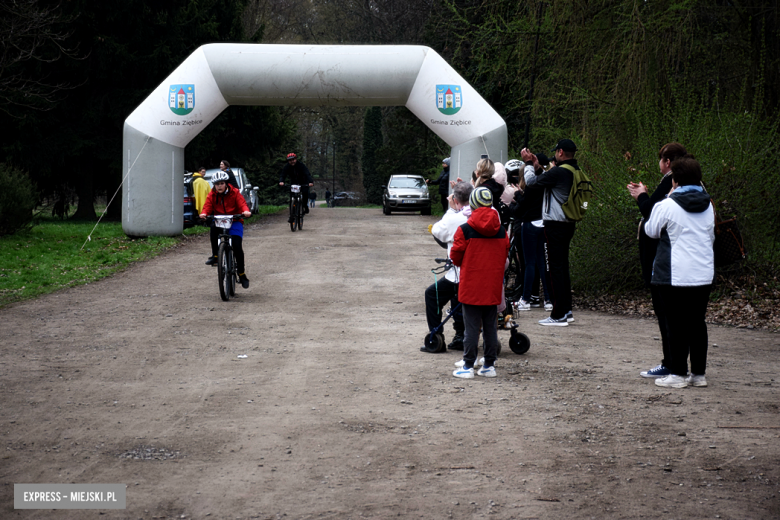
[
  {"left": 279, "top": 153, "right": 314, "bottom": 222},
  {"left": 201, "top": 171, "right": 251, "bottom": 289}
]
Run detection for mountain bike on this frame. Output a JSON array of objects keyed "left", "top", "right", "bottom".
[
  {"left": 289, "top": 185, "right": 305, "bottom": 232},
  {"left": 213, "top": 215, "right": 243, "bottom": 301}
]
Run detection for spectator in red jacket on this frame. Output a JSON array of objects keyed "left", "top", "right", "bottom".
[
  {"left": 449, "top": 187, "right": 510, "bottom": 379},
  {"left": 200, "top": 171, "right": 252, "bottom": 288}
]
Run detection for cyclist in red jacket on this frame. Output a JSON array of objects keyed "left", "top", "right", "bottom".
[{"left": 200, "top": 171, "right": 252, "bottom": 288}]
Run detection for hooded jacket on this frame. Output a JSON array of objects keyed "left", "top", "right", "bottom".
[
  {"left": 450, "top": 206, "right": 510, "bottom": 305},
  {"left": 201, "top": 184, "right": 250, "bottom": 222},
  {"left": 191, "top": 173, "right": 211, "bottom": 214},
  {"left": 644, "top": 187, "right": 714, "bottom": 286}
]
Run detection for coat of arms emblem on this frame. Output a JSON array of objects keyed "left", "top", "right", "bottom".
[
  {"left": 169, "top": 84, "right": 195, "bottom": 115},
  {"left": 436, "top": 85, "right": 462, "bottom": 115}
]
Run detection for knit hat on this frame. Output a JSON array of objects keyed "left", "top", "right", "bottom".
[
  {"left": 442, "top": 157, "right": 451, "bottom": 166},
  {"left": 469, "top": 186, "right": 493, "bottom": 209}
]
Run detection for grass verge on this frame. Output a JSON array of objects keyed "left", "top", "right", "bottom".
[{"left": 0, "top": 205, "right": 284, "bottom": 307}]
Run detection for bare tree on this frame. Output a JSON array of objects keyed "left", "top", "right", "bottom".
[{"left": 0, "top": 0, "right": 80, "bottom": 114}]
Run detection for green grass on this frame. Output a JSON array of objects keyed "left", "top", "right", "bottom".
[{"left": 0, "top": 205, "right": 284, "bottom": 307}]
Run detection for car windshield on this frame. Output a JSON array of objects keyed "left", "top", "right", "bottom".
[{"left": 389, "top": 177, "right": 425, "bottom": 189}]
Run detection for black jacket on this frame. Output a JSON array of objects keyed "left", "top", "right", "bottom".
[
  {"left": 428, "top": 167, "right": 451, "bottom": 196},
  {"left": 636, "top": 174, "right": 674, "bottom": 287},
  {"left": 279, "top": 161, "right": 314, "bottom": 185}
]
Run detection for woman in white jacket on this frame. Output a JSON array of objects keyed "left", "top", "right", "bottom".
[{"left": 644, "top": 156, "right": 715, "bottom": 388}]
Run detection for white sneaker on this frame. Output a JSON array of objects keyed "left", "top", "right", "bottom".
[
  {"left": 565, "top": 311, "right": 574, "bottom": 323},
  {"left": 454, "top": 357, "right": 484, "bottom": 368},
  {"left": 655, "top": 374, "right": 688, "bottom": 388},
  {"left": 544, "top": 301, "right": 553, "bottom": 311},
  {"left": 453, "top": 367, "right": 475, "bottom": 379},
  {"left": 538, "top": 316, "right": 568, "bottom": 327},
  {"left": 477, "top": 366, "right": 496, "bottom": 378},
  {"left": 514, "top": 298, "right": 531, "bottom": 311},
  {"left": 686, "top": 374, "right": 707, "bottom": 387}
]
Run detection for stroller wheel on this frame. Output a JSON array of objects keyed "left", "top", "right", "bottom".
[
  {"left": 422, "top": 332, "right": 446, "bottom": 353},
  {"left": 509, "top": 329, "right": 531, "bottom": 355}
]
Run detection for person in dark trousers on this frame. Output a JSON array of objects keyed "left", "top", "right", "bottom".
[
  {"left": 627, "top": 142, "right": 689, "bottom": 379},
  {"left": 325, "top": 189, "right": 332, "bottom": 207},
  {"left": 522, "top": 139, "right": 582, "bottom": 326},
  {"left": 309, "top": 190, "right": 317, "bottom": 208},
  {"left": 450, "top": 187, "right": 510, "bottom": 379},
  {"left": 427, "top": 157, "right": 452, "bottom": 213},
  {"left": 201, "top": 171, "right": 252, "bottom": 288},
  {"left": 279, "top": 153, "right": 314, "bottom": 222},
  {"left": 644, "top": 156, "right": 714, "bottom": 388},
  {"left": 422, "top": 181, "right": 474, "bottom": 352},
  {"left": 510, "top": 155, "right": 552, "bottom": 311}
]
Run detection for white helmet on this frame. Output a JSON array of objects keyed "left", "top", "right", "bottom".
[
  {"left": 212, "top": 171, "right": 230, "bottom": 184},
  {"left": 505, "top": 159, "right": 523, "bottom": 172}
]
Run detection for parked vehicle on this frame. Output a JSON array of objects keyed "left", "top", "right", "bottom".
[
  {"left": 331, "top": 191, "right": 362, "bottom": 207},
  {"left": 184, "top": 167, "right": 259, "bottom": 227},
  {"left": 382, "top": 174, "right": 431, "bottom": 215}
]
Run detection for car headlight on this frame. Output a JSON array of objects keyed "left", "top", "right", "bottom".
[
  {"left": 388, "top": 190, "right": 398, "bottom": 197},
  {"left": 421, "top": 192, "right": 429, "bottom": 199}
]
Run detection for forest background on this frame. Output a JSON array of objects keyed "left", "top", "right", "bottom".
[{"left": 1, "top": 0, "right": 778, "bottom": 297}]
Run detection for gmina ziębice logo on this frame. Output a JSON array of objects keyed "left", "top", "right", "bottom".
[
  {"left": 168, "top": 84, "right": 195, "bottom": 115},
  {"left": 436, "top": 85, "right": 462, "bottom": 115}
]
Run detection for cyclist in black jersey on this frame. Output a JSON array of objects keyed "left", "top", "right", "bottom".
[{"left": 279, "top": 153, "right": 314, "bottom": 222}]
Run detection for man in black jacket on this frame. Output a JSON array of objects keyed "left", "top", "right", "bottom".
[
  {"left": 427, "top": 157, "right": 451, "bottom": 213},
  {"left": 279, "top": 153, "right": 314, "bottom": 221},
  {"left": 522, "top": 139, "right": 580, "bottom": 327}
]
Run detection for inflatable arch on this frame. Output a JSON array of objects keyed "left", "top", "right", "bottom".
[{"left": 122, "top": 44, "right": 507, "bottom": 236}]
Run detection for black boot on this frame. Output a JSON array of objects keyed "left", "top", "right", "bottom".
[
  {"left": 205, "top": 255, "right": 217, "bottom": 266},
  {"left": 447, "top": 332, "right": 464, "bottom": 351}
]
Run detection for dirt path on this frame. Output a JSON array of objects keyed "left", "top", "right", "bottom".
[{"left": 1, "top": 208, "right": 778, "bottom": 519}]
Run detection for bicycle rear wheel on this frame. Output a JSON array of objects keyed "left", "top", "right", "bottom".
[
  {"left": 217, "top": 242, "right": 229, "bottom": 301},
  {"left": 289, "top": 198, "right": 297, "bottom": 232}
]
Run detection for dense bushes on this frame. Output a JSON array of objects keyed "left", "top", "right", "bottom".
[
  {"left": 571, "top": 90, "right": 780, "bottom": 292},
  {"left": 0, "top": 164, "right": 38, "bottom": 237}
]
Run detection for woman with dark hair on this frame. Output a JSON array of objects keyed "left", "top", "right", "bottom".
[
  {"left": 627, "top": 142, "right": 688, "bottom": 379},
  {"left": 644, "top": 156, "right": 715, "bottom": 388}
]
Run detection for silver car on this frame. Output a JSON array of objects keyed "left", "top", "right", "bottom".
[{"left": 382, "top": 174, "right": 431, "bottom": 215}]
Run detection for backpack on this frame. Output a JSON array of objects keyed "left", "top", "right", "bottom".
[{"left": 559, "top": 164, "right": 593, "bottom": 221}]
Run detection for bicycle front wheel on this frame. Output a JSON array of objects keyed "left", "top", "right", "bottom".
[
  {"left": 289, "top": 198, "right": 297, "bottom": 232},
  {"left": 227, "top": 248, "right": 236, "bottom": 297},
  {"left": 297, "top": 197, "right": 304, "bottom": 230},
  {"left": 218, "top": 242, "right": 230, "bottom": 301}
]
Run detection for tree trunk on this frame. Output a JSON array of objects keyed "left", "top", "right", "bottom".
[{"left": 72, "top": 174, "right": 96, "bottom": 220}]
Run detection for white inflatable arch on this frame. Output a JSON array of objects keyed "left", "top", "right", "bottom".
[{"left": 122, "top": 44, "right": 507, "bottom": 236}]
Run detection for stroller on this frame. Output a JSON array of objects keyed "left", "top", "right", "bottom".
[{"left": 422, "top": 258, "right": 530, "bottom": 355}]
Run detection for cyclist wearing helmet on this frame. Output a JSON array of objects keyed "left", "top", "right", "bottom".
[
  {"left": 279, "top": 153, "right": 314, "bottom": 221},
  {"left": 201, "top": 171, "right": 252, "bottom": 288}
]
